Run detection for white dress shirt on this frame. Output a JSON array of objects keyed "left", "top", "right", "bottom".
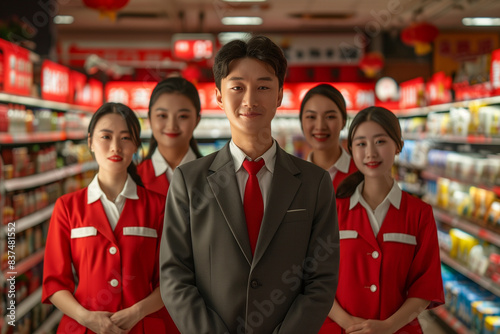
[
  {"left": 87, "top": 174, "right": 138, "bottom": 231},
  {"left": 229, "top": 140, "right": 277, "bottom": 210},
  {"left": 349, "top": 180, "right": 402, "bottom": 236},
  {"left": 307, "top": 147, "right": 351, "bottom": 181},
  {"left": 151, "top": 147, "right": 197, "bottom": 182}
]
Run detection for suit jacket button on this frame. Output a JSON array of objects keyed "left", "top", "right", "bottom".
[{"left": 251, "top": 280, "right": 260, "bottom": 289}]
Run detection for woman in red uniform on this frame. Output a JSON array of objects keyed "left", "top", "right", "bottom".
[
  {"left": 42, "top": 103, "right": 178, "bottom": 334},
  {"left": 137, "top": 77, "right": 202, "bottom": 195},
  {"left": 320, "top": 106, "right": 444, "bottom": 334},
  {"left": 300, "top": 83, "right": 357, "bottom": 190}
]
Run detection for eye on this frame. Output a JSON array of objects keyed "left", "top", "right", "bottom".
[
  {"left": 121, "top": 136, "right": 132, "bottom": 141},
  {"left": 376, "top": 139, "right": 386, "bottom": 145},
  {"left": 231, "top": 86, "right": 243, "bottom": 91},
  {"left": 305, "top": 115, "right": 316, "bottom": 120},
  {"left": 258, "top": 86, "right": 270, "bottom": 90},
  {"left": 157, "top": 113, "right": 167, "bottom": 119},
  {"left": 101, "top": 135, "right": 110, "bottom": 139},
  {"left": 326, "top": 115, "right": 337, "bottom": 120},
  {"left": 355, "top": 142, "right": 366, "bottom": 147},
  {"left": 179, "top": 114, "right": 190, "bottom": 119}
]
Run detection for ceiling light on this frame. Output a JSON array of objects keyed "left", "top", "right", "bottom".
[
  {"left": 53, "top": 15, "right": 74, "bottom": 24},
  {"left": 221, "top": 17, "right": 263, "bottom": 25},
  {"left": 222, "top": 0, "right": 266, "bottom": 2},
  {"left": 462, "top": 17, "right": 500, "bottom": 26}
]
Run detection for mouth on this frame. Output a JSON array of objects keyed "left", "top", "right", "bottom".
[
  {"left": 312, "top": 134, "right": 330, "bottom": 142},
  {"left": 365, "top": 161, "right": 381, "bottom": 169},
  {"left": 108, "top": 155, "right": 123, "bottom": 162},
  {"left": 165, "top": 133, "right": 181, "bottom": 138},
  {"left": 240, "top": 112, "right": 261, "bottom": 119}
]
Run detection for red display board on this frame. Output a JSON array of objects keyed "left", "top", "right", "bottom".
[
  {"left": 426, "top": 72, "right": 452, "bottom": 105},
  {"left": 399, "top": 77, "right": 425, "bottom": 109},
  {"left": 105, "top": 82, "right": 157, "bottom": 110},
  {"left": 0, "top": 39, "right": 33, "bottom": 96},
  {"left": 41, "top": 60, "right": 70, "bottom": 103},
  {"left": 491, "top": 48, "right": 500, "bottom": 96}
]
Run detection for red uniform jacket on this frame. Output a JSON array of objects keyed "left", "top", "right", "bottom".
[
  {"left": 320, "top": 192, "right": 444, "bottom": 334},
  {"left": 332, "top": 158, "right": 358, "bottom": 191},
  {"left": 42, "top": 186, "right": 179, "bottom": 334},
  {"left": 137, "top": 159, "right": 169, "bottom": 196}
]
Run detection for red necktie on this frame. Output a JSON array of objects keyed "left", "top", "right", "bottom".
[{"left": 242, "top": 159, "right": 265, "bottom": 255}]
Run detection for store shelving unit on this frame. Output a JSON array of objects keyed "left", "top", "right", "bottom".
[
  {"left": 430, "top": 306, "right": 474, "bottom": 334},
  {"left": 33, "top": 310, "right": 64, "bottom": 334}
]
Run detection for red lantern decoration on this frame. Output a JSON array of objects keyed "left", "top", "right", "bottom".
[
  {"left": 359, "top": 52, "right": 384, "bottom": 78},
  {"left": 182, "top": 64, "right": 202, "bottom": 85},
  {"left": 401, "top": 22, "right": 439, "bottom": 56},
  {"left": 83, "top": 0, "right": 130, "bottom": 21}
]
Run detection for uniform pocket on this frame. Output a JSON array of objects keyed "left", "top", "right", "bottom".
[
  {"left": 70, "top": 227, "right": 97, "bottom": 239},
  {"left": 339, "top": 230, "right": 358, "bottom": 239},
  {"left": 123, "top": 226, "right": 158, "bottom": 238},
  {"left": 283, "top": 209, "right": 308, "bottom": 223},
  {"left": 383, "top": 233, "right": 417, "bottom": 245}
]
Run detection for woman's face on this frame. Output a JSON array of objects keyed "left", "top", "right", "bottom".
[
  {"left": 150, "top": 92, "right": 200, "bottom": 151},
  {"left": 301, "top": 94, "right": 345, "bottom": 152},
  {"left": 350, "top": 120, "right": 398, "bottom": 180},
  {"left": 88, "top": 113, "right": 138, "bottom": 176}
]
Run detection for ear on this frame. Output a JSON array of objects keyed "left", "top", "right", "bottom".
[
  {"left": 87, "top": 133, "right": 93, "bottom": 152},
  {"left": 215, "top": 87, "right": 224, "bottom": 109},
  {"left": 195, "top": 114, "right": 201, "bottom": 128},
  {"left": 276, "top": 87, "right": 284, "bottom": 108}
]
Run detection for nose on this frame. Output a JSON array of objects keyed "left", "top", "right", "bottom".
[
  {"left": 242, "top": 89, "right": 258, "bottom": 108},
  {"left": 110, "top": 137, "right": 122, "bottom": 153},
  {"left": 166, "top": 115, "right": 178, "bottom": 130},
  {"left": 315, "top": 116, "right": 327, "bottom": 130},
  {"left": 365, "top": 142, "right": 377, "bottom": 158}
]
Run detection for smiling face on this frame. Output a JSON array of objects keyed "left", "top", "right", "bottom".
[
  {"left": 150, "top": 92, "right": 200, "bottom": 151},
  {"left": 301, "top": 94, "right": 345, "bottom": 151},
  {"left": 351, "top": 120, "right": 399, "bottom": 180},
  {"left": 215, "top": 57, "right": 283, "bottom": 141},
  {"left": 89, "top": 113, "right": 138, "bottom": 177}
]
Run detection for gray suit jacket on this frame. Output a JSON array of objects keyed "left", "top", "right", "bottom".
[{"left": 160, "top": 143, "right": 339, "bottom": 334}]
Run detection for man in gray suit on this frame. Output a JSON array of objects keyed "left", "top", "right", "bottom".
[{"left": 160, "top": 35, "right": 339, "bottom": 334}]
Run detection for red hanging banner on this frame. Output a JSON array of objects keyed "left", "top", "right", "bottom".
[
  {"left": 0, "top": 39, "right": 33, "bottom": 96},
  {"left": 41, "top": 60, "right": 70, "bottom": 103}
]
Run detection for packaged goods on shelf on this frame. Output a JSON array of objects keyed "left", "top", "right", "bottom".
[
  {"left": 478, "top": 106, "right": 500, "bottom": 136},
  {"left": 484, "top": 315, "right": 500, "bottom": 334},
  {"left": 449, "top": 228, "right": 479, "bottom": 263},
  {"left": 472, "top": 301, "right": 500, "bottom": 334}
]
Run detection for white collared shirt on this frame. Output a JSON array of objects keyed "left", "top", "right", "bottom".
[
  {"left": 230, "top": 140, "right": 277, "bottom": 210},
  {"left": 87, "top": 174, "right": 139, "bottom": 231},
  {"left": 307, "top": 147, "right": 351, "bottom": 181},
  {"left": 349, "top": 180, "right": 402, "bottom": 237},
  {"left": 151, "top": 147, "right": 197, "bottom": 182}
]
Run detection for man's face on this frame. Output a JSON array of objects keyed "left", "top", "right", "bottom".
[{"left": 216, "top": 57, "right": 283, "bottom": 140}]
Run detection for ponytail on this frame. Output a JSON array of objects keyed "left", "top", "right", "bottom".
[
  {"left": 336, "top": 170, "right": 364, "bottom": 199},
  {"left": 127, "top": 162, "right": 144, "bottom": 187},
  {"left": 189, "top": 137, "right": 203, "bottom": 158}
]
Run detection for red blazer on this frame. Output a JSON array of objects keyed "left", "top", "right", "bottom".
[
  {"left": 320, "top": 192, "right": 444, "bottom": 334},
  {"left": 332, "top": 158, "right": 358, "bottom": 191},
  {"left": 42, "top": 186, "right": 179, "bottom": 334},
  {"left": 137, "top": 159, "right": 170, "bottom": 196}
]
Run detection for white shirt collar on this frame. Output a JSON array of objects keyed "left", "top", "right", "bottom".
[
  {"left": 151, "top": 147, "right": 197, "bottom": 177},
  {"left": 87, "top": 174, "right": 139, "bottom": 204},
  {"left": 307, "top": 147, "right": 351, "bottom": 174},
  {"left": 349, "top": 180, "right": 402, "bottom": 210},
  {"left": 229, "top": 139, "right": 277, "bottom": 174}
]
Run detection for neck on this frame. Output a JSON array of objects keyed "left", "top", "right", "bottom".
[
  {"left": 97, "top": 171, "right": 128, "bottom": 201},
  {"left": 362, "top": 175, "right": 394, "bottom": 210},
  {"left": 311, "top": 146, "right": 342, "bottom": 170},
  {"left": 232, "top": 130, "right": 273, "bottom": 160},
  {"left": 157, "top": 144, "right": 189, "bottom": 170}
]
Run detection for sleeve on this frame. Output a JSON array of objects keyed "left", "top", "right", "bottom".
[
  {"left": 275, "top": 171, "right": 340, "bottom": 334},
  {"left": 406, "top": 203, "right": 445, "bottom": 309},
  {"left": 159, "top": 168, "right": 230, "bottom": 334},
  {"left": 42, "top": 197, "right": 75, "bottom": 304},
  {"left": 152, "top": 194, "right": 166, "bottom": 290}
]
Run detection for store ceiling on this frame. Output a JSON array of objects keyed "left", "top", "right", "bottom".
[{"left": 56, "top": 0, "right": 500, "bottom": 36}]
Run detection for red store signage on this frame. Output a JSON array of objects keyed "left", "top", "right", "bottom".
[
  {"left": 105, "top": 82, "right": 157, "bottom": 110},
  {"left": 491, "top": 48, "right": 500, "bottom": 95},
  {"left": 425, "top": 72, "right": 452, "bottom": 105},
  {"left": 399, "top": 77, "right": 425, "bottom": 109},
  {"left": 0, "top": 39, "right": 33, "bottom": 96},
  {"left": 41, "top": 60, "right": 70, "bottom": 103}
]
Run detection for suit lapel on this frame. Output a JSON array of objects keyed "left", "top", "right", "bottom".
[
  {"left": 253, "top": 147, "right": 301, "bottom": 265},
  {"left": 207, "top": 144, "right": 253, "bottom": 265}
]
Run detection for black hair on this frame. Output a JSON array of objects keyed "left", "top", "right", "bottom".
[
  {"left": 144, "top": 77, "right": 203, "bottom": 160},
  {"left": 88, "top": 102, "right": 143, "bottom": 186},
  {"left": 299, "top": 83, "right": 347, "bottom": 128},
  {"left": 213, "top": 35, "right": 287, "bottom": 90},
  {"left": 336, "top": 106, "right": 403, "bottom": 198}
]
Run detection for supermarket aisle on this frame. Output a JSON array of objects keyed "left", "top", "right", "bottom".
[{"left": 420, "top": 310, "right": 448, "bottom": 334}]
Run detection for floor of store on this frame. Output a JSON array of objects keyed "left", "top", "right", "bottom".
[{"left": 420, "top": 310, "right": 449, "bottom": 334}]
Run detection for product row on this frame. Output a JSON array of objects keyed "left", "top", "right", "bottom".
[
  {"left": 1, "top": 142, "right": 93, "bottom": 180},
  {"left": 442, "top": 265, "right": 500, "bottom": 334},
  {"left": 0, "top": 104, "right": 89, "bottom": 134}
]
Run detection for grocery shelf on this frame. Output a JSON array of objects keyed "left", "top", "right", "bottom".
[
  {"left": 4, "top": 161, "right": 98, "bottom": 192},
  {"left": 433, "top": 207, "right": 500, "bottom": 247},
  {"left": 7, "top": 287, "right": 43, "bottom": 324},
  {"left": 2, "top": 248, "right": 45, "bottom": 280},
  {"left": 440, "top": 251, "right": 500, "bottom": 297},
  {"left": 0, "top": 92, "right": 95, "bottom": 114},
  {"left": 1, "top": 204, "right": 54, "bottom": 236},
  {"left": 33, "top": 310, "right": 63, "bottom": 334},
  {"left": 401, "top": 132, "right": 500, "bottom": 145},
  {"left": 0, "top": 130, "right": 87, "bottom": 144},
  {"left": 421, "top": 170, "right": 500, "bottom": 197},
  {"left": 394, "top": 95, "right": 500, "bottom": 117},
  {"left": 430, "top": 306, "right": 473, "bottom": 334}
]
